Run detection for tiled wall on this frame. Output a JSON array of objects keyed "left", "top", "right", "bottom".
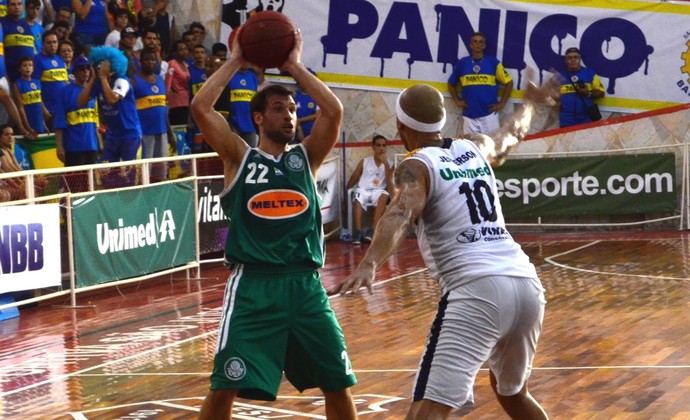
[{"left": 330, "top": 87, "right": 690, "bottom": 182}]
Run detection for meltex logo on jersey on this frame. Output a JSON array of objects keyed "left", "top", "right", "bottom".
[
  {"left": 96, "top": 210, "right": 177, "bottom": 254},
  {"left": 248, "top": 189, "right": 309, "bottom": 220}
]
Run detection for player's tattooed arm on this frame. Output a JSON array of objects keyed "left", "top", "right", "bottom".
[{"left": 329, "top": 160, "right": 428, "bottom": 295}]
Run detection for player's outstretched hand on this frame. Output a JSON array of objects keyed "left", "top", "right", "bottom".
[
  {"left": 327, "top": 261, "right": 376, "bottom": 296},
  {"left": 523, "top": 70, "right": 562, "bottom": 107}
]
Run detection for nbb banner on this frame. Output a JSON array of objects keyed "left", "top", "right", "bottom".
[
  {"left": 0, "top": 204, "right": 61, "bottom": 294},
  {"left": 495, "top": 154, "right": 676, "bottom": 217},
  {"left": 72, "top": 182, "right": 196, "bottom": 288},
  {"left": 221, "top": 0, "right": 690, "bottom": 111}
]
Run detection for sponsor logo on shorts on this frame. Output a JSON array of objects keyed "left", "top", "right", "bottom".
[
  {"left": 248, "top": 189, "right": 309, "bottom": 219},
  {"left": 224, "top": 357, "right": 246, "bottom": 381}
]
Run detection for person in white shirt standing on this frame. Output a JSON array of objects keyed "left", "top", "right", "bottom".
[{"left": 104, "top": 8, "right": 129, "bottom": 48}]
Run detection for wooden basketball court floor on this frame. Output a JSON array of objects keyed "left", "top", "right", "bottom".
[{"left": 1, "top": 230, "right": 690, "bottom": 419}]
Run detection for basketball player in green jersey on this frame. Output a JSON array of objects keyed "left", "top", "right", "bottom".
[{"left": 191, "top": 31, "right": 358, "bottom": 419}]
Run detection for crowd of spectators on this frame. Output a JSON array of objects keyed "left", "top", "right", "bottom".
[
  {"left": 0, "top": 0, "right": 270, "bottom": 192},
  {"left": 0, "top": 7, "right": 604, "bottom": 204}
]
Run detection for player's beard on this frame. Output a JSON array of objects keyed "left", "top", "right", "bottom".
[{"left": 264, "top": 127, "right": 294, "bottom": 145}]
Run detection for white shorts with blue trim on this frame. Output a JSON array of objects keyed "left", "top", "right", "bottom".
[{"left": 412, "top": 275, "right": 546, "bottom": 408}]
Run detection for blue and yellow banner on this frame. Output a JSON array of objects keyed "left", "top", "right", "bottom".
[
  {"left": 17, "top": 134, "right": 64, "bottom": 169},
  {"left": 221, "top": 0, "right": 690, "bottom": 112}
]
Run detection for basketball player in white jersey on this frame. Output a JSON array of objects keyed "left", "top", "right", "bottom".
[
  {"left": 346, "top": 134, "right": 393, "bottom": 244},
  {"left": 330, "top": 78, "right": 559, "bottom": 419}
]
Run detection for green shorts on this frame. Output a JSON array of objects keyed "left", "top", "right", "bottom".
[{"left": 210, "top": 264, "right": 357, "bottom": 400}]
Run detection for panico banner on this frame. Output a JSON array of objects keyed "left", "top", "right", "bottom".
[
  {"left": 220, "top": 0, "right": 690, "bottom": 112},
  {"left": 0, "top": 204, "right": 61, "bottom": 294}
]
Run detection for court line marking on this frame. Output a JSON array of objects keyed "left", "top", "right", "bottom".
[
  {"left": 6, "top": 259, "right": 687, "bottom": 404},
  {"left": 370, "top": 268, "right": 428, "bottom": 289},
  {"left": 47, "top": 364, "right": 690, "bottom": 380},
  {"left": 326, "top": 268, "right": 428, "bottom": 298},
  {"left": 153, "top": 400, "right": 200, "bottom": 412},
  {"left": 71, "top": 399, "right": 327, "bottom": 419},
  {"left": 67, "top": 395, "right": 405, "bottom": 418},
  {"left": 543, "top": 239, "right": 690, "bottom": 281},
  {"left": 0, "top": 330, "right": 218, "bottom": 398},
  {"left": 0, "top": 269, "right": 429, "bottom": 399}
]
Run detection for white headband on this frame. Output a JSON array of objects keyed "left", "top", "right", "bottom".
[{"left": 395, "top": 91, "right": 446, "bottom": 132}]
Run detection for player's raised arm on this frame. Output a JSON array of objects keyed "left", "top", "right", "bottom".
[
  {"left": 467, "top": 73, "right": 560, "bottom": 167},
  {"left": 280, "top": 31, "right": 343, "bottom": 174},
  {"left": 191, "top": 42, "right": 249, "bottom": 182}
]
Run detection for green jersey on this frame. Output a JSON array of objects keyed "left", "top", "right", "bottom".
[{"left": 220, "top": 144, "right": 324, "bottom": 268}]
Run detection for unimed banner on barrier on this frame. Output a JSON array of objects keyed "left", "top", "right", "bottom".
[
  {"left": 495, "top": 154, "right": 676, "bottom": 217},
  {"left": 0, "top": 204, "right": 61, "bottom": 293},
  {"left": 71, "top": 182, "right": 196, "bottom": 288}
]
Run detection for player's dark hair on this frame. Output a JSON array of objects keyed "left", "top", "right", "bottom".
[
  {"left": 18, "top": 55, "right": 34, "bottom": 66},
  {"left": 0, "top": 123, "right": 13, "bottom": 134},
  {"left": 250, "top": 84, "right": 294, "bottom": 132},
  {"left": 139, "top": 47, "right": 156, "bottom": 61},
  {"left": 372, "top": 134, "right": 387, "bottom": 145},
  {"left": 212, "top": 42, "right": 227, "bottom": 55}
]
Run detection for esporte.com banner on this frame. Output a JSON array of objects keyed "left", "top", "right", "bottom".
[
  {"left": 221, "top": 0, "right": 690, "bottom": 112},
  {"left": 0, "top": 204, "right": 61, "bottom": 293},
  {"left": 495, "top": 154, "right": 677, "bottom": 217}
]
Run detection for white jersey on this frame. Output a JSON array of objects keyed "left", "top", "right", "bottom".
[
  {"left": 358, "top": 156, "right": 389, "bottom": 190},
  {"left": 408, "top": 140, "right": 537, "bottom": 292}
]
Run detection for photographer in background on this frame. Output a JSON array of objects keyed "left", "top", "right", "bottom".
[{"left": 558, "top": 47, "right": 606, "bottom": 128}]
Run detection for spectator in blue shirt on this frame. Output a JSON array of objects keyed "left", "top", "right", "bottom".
[
  {"left": 55, "top": 55, "right": 101, "bottom": 169},
  {"left": 447, "top": 32, "right": 513, "bottom": 136},
  {"left": 294, "top": 70, "right": 319, "bottom": 143},
  {"left": 72, "top": 0, "right": 109, "bottom": 47},
  {"left": 558, "top": 47, "right": 606, "bottom": 128},
  {"left": 34, "top": 30, "right": 68, "bottom": 131},
  {"left": 24, "top": 0, "right": 44, "bottom": 53},
  {"left": 79, "top": 47, "right": 142, "bottom": 186},
  {"left": 2, "top": 0, "right": 37, "bottom": 83},
  {"left": 11, "top": 56, "right": 46, "bottom": 135}
]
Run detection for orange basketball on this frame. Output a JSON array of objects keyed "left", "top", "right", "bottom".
[
  {"left": 228, "top": 26, "right": 239, "bottom": 49},
  {"left": 237, "top": 11, "right": 296, "bottom": 69}
]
